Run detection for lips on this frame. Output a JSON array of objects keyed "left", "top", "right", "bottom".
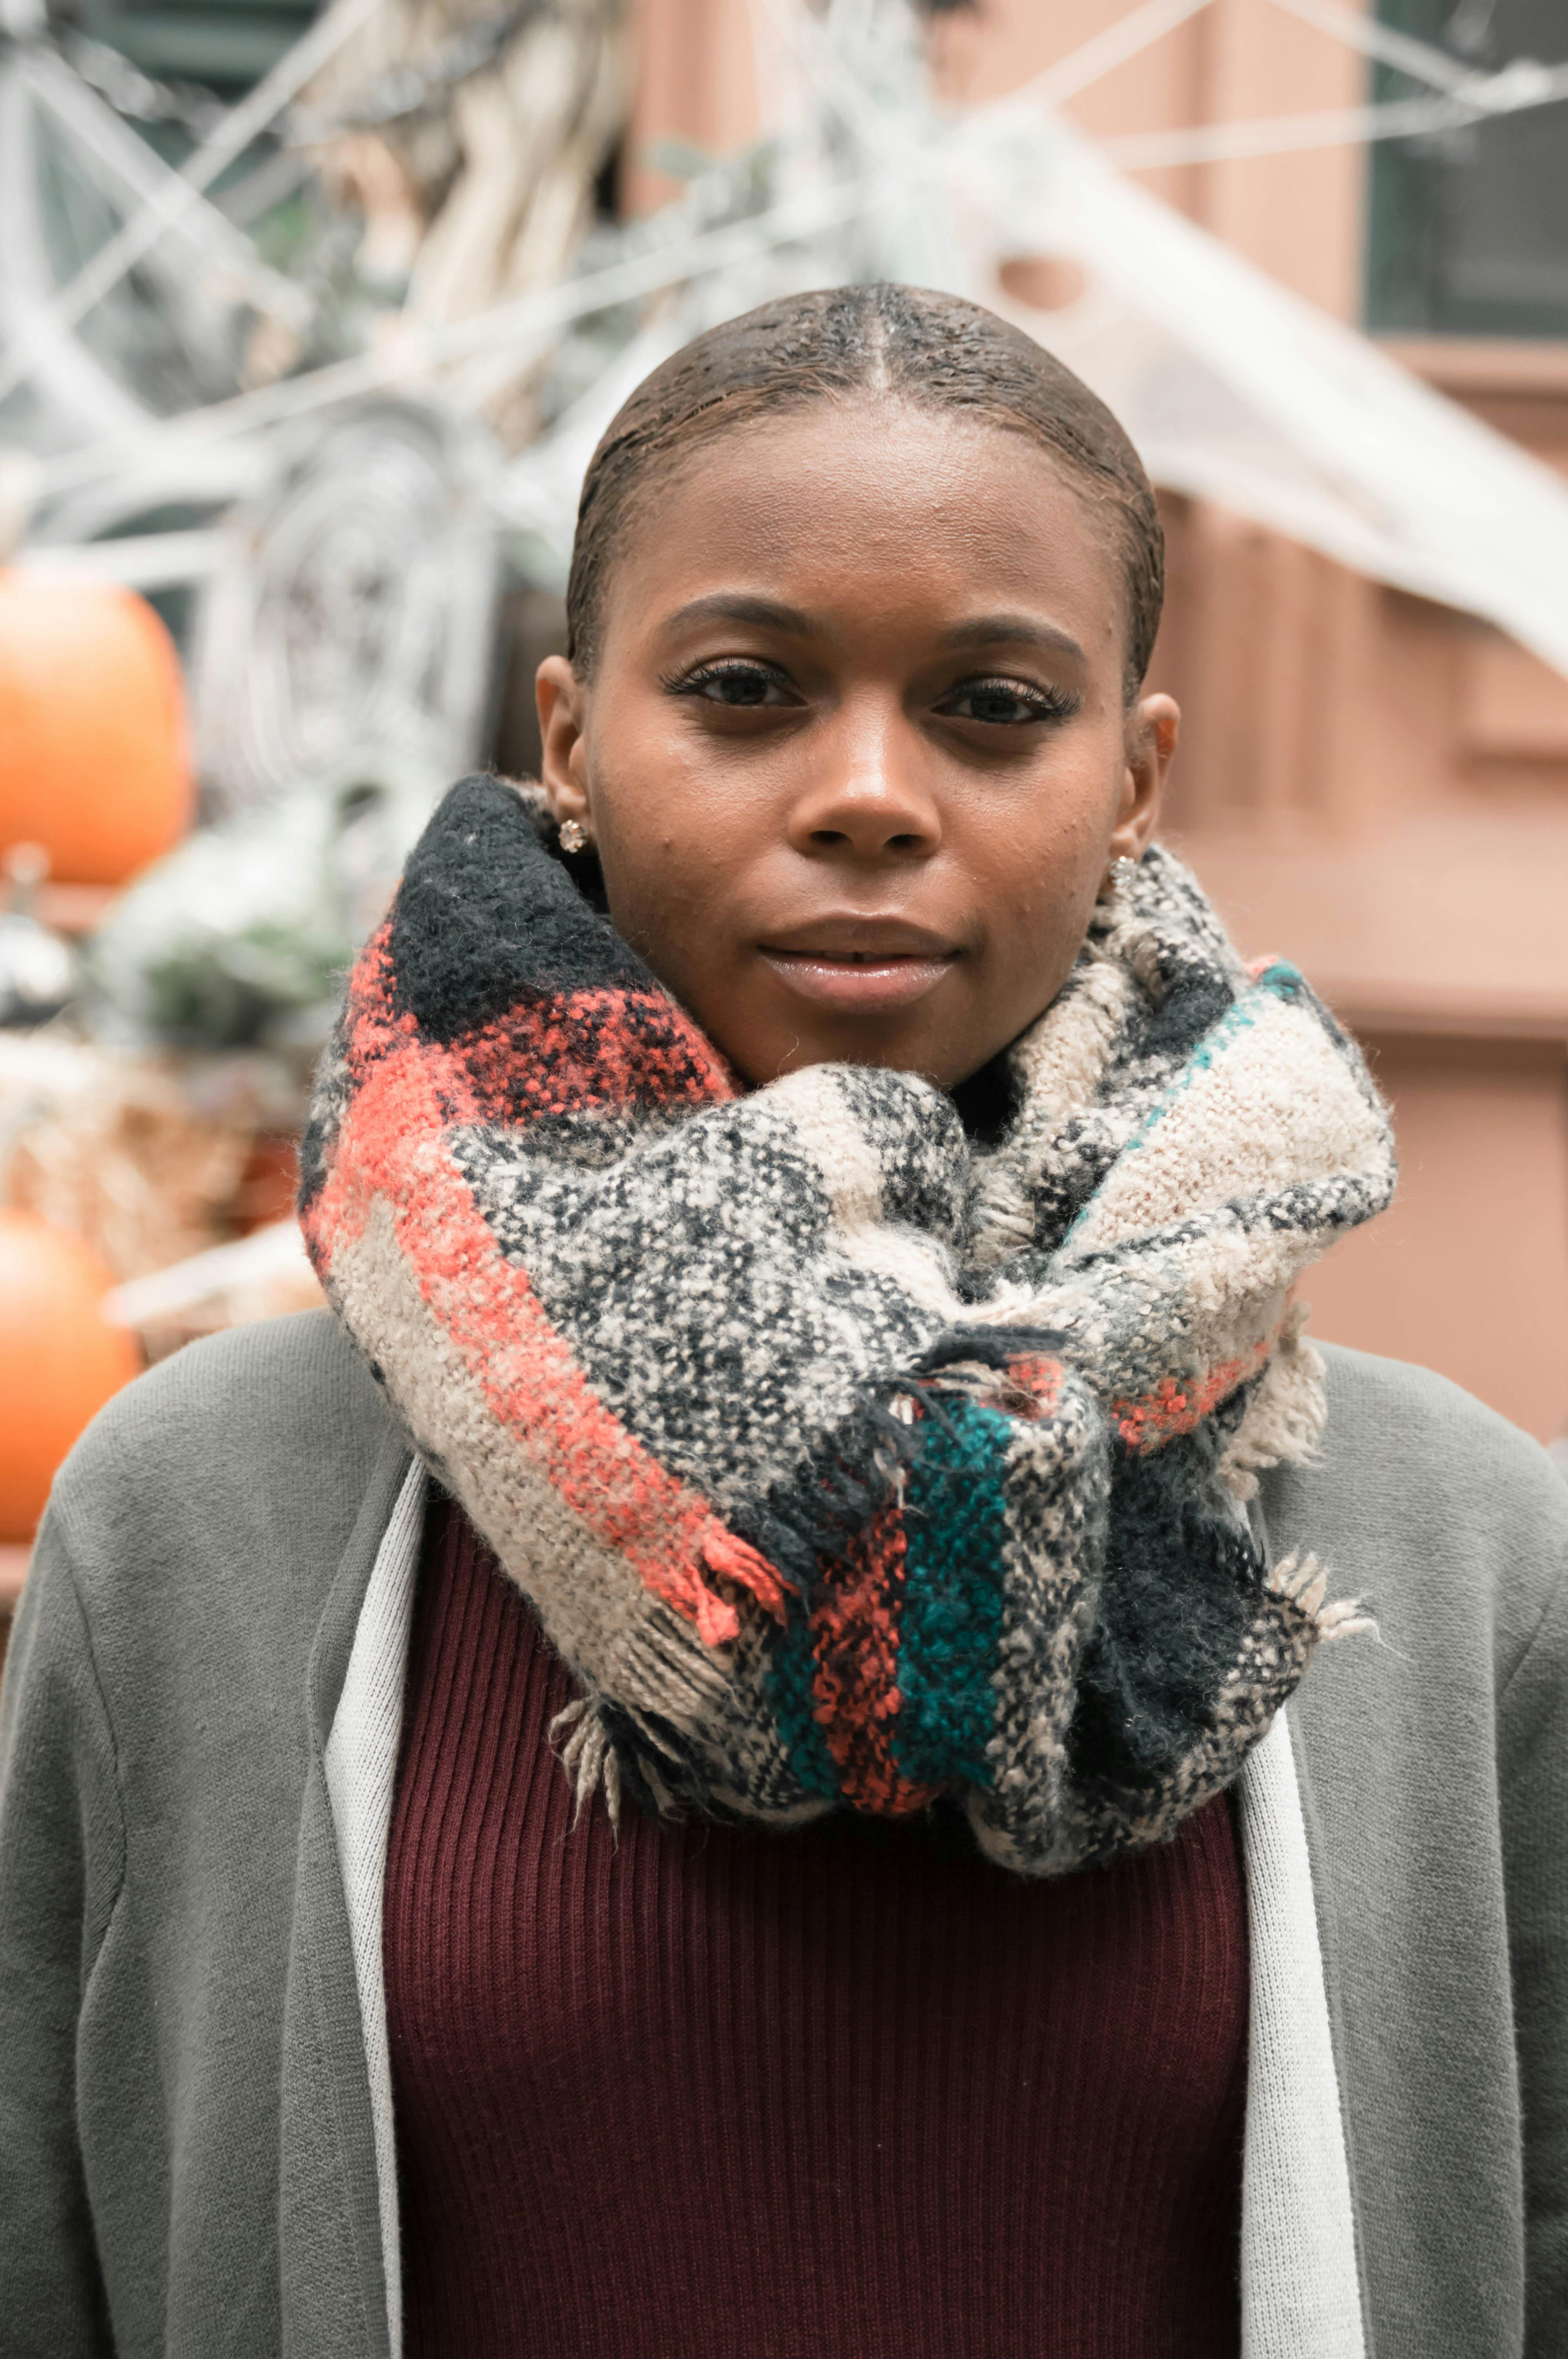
[{"left": 756, "top": 917, "right": 961, "bottom": 1016}]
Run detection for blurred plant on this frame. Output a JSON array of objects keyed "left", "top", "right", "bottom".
[
  {"left": 0, "top": 1030, "right": 252, "bottom": 1282},
  {"left": 0, "top": 846, "right": 77, "bottom": 1028},
  {"left": 87, "top": 763, "right": 439, "bottom": 1072}
]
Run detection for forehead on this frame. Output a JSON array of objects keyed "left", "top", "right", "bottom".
[{"left": 600, "top": 399, "right": 1125, "bottom": 667}]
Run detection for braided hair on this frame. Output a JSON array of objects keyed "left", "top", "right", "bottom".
[{"left": 565, "top": 282, "right": 1164, "bottom": 702}]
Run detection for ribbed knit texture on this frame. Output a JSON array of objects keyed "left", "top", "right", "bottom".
[{"left": 384, "top": 1497, "right": 1249, "bottom": 2359}]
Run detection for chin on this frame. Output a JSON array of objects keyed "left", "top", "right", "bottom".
[{"left": 752, "top": 1030, "right": 955, "bottom": 1089}]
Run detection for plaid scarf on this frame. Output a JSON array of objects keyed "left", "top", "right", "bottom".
[{"left": 301, "top": 774, "right": 1394, "bottom": 1874}]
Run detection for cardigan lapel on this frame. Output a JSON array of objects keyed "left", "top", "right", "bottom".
[
  {"left": 1238, "top": 1712, "right": 1368, "bottom": 2357},
  {"left": 279, "top": 1427, "right": 416, "bottom": 2359},
  {"left": 324, "top": 1456, "right": 426, "bottom": 2359},
  {"left": 323, "top": 1469, "right": 1369, "bottom": 2359}
]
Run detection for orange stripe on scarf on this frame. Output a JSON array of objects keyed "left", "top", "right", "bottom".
[
  {"left": 809, "top": 1501, "right": 940, "bottom": 1817},
  {"left": 304, "top": 1020, "right": 785, "bottom": 1649},
  {"left": 1111, "top": 1327, "right": 1276, "bottom": 1452}
]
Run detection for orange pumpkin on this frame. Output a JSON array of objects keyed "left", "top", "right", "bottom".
[
  {"left": 0, "top": 569, "right": 194, "bottom": 886},
  {"left": 0, "top": 1210, "right": 141, "bottom": 1543}
]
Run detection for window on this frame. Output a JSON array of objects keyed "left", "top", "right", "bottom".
[
  {"left": 62, "top": 0, "right": 318, "bottom": 99},
  {"left": 1366, "top": 0, "right": 1568, "bottom": 337}
]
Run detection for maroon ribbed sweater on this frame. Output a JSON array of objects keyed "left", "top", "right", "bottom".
[{"left": 384, "top": 1496, "right": 1248, "bottom": 2359}]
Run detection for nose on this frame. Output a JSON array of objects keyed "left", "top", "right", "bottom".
[{"left": 785, "top": 703, "right": 943, "bottom": 863}]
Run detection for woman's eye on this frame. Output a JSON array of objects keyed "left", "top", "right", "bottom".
[
  {"left": 936, "top": 678, "right": 1076, "bottom": 727},
  {"left": 669, "top": 662, "right": 799, "bottom": 709}
]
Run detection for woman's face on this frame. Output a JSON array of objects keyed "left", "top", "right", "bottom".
[{"left": 537, "top": 400, "right": 1177, "bottom": 1091}]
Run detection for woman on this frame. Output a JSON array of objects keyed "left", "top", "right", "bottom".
[{"left": 1, "top": 284, "right": 1563, "bottom": 2359}]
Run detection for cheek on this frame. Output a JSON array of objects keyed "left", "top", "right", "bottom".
[
  {"left": 584, "top": 738, "right": 736, "bottom": 975},
  {"left": 595, "top": 823, "right": 701, "bottom": 961},
  {"left": 978, "top": 751, "right": 1121, "bottom": 921},
  {"left": 585, "top": 694, "right": 786, "bottom": 932},
  {"left": 986, "top": 867, "right": 1098, "bottom": 1015},
  {"left": 583, "top": 709, "right": 681, "bottom": 886}
]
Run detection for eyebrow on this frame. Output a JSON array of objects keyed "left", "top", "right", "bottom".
[
  {"left": 661, "top": 593, "right": 816, "bottom": 636},
  {"left": 939, "top": 613, "right": 1086, "bottom": 661},
  {"left": 659, "top": 592, "right": 1086, "bottom": 665}
]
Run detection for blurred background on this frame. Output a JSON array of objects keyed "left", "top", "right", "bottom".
[{"left": 3, "top": 0, "right": 1567, "bottom": 1641}]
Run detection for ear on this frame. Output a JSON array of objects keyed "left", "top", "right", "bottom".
[
  {"left": 535, "top": 654, "right": 592, "bottom": 831},
  {"left": 1108, "top": 692, "right": 1179, "bottom": 869}
]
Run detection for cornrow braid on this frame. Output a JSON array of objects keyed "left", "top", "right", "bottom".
[{"left": 566, "top": 282, "right": 1164, "bottom": 702}]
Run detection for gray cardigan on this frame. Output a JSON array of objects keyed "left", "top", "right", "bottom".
[{"left": 0, "top": 1310, "right": 1564, "bottom": 2358}]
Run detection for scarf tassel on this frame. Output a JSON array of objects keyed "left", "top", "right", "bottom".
[
  {"left": 1268, "top": 1547, "right": 1377, "bottom": 1645},
  {"left": 552, "top": 1696, "right": 624, "bottom": 1830}
]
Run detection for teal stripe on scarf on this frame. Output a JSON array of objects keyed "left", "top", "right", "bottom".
[
  {"left": 889, "top": 1396, "right": 1010, "bottom": 1790},
  {"left": 764, "top": 1600, "right": 844, "bottom": 1802},
  {"left": 1063, "top": 958, "right": 1308, "bottom": 1250}
]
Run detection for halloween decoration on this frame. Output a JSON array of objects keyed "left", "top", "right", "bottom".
[{"left": 0, "top": 1207, "right": 140, "bottom": 1542}]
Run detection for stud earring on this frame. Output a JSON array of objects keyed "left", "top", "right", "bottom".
[
  {"left": 559, "top": 818, "right": 590, "bottom": 854},
  {"left": 1110, "top": 854, "right": 1138, "bottom": 894}
]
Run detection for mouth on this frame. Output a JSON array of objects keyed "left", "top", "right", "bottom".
[{"left": 756, "top": 919, "right": 962, "bottom": 1015}]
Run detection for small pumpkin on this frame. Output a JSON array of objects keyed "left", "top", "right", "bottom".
[
  {"left": 0, "top": 570, "right": 194, "bottom": 887},
  {"left": 0, "top": 1209, "right": 141, "bottom": 1543}
]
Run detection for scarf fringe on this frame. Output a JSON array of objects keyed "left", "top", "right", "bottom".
[
  {"left": 552, "top": 1696, "right": 623, "bottom": 1831},
  {"left": 1268, "top": 1547, "right": 1377, "bottom": 1646},
  {"left": 1218, "top": 1305, "right": 1327, "bottom": 1502}
]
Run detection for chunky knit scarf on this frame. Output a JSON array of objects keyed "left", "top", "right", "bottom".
[{"left": 301, "top": 774, "right": 1395, "bottom": 1875}]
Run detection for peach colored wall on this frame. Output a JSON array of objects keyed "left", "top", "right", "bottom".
[
  {"left": 1302, "top": 1038, "right": 1568, "bottom": 1440},
  {"left": 622, "top": 0, "right": 760, "bottom": 214},
  {"left": 933, "top": 0, "right": 1367, "bottom": 316},
  {"left": 623, "top": 0, "right": 1568, "bottom": 1444}
]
